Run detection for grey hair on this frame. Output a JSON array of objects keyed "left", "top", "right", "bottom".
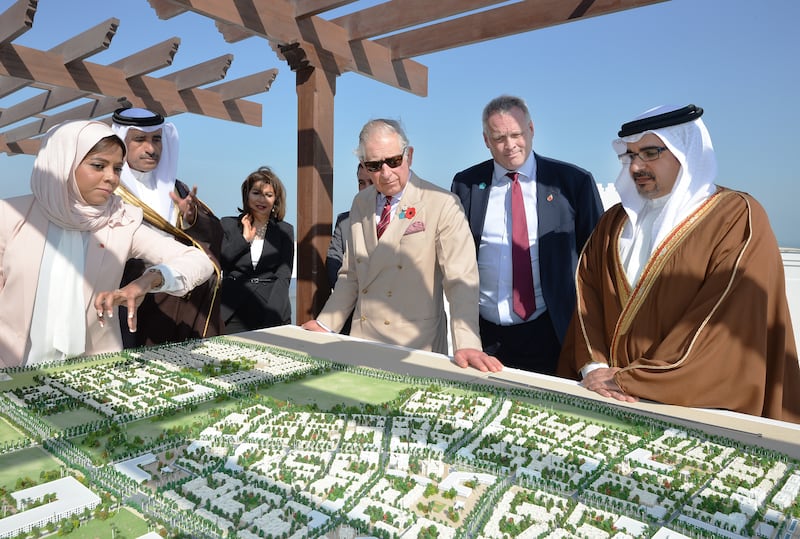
[
  {"left": 482, "top": 95, "right": 532, "bottom": 134},
  {"left": 356, "top": 119, "right": 409, "bottom": 160}
]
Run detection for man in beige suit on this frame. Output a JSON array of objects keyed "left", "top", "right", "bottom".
[{"left": 302, "top": 119, "right": 502, "bottom": 373}]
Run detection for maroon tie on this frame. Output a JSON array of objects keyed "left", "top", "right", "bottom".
[
  {"left": 508, "top": 172, "right": 536, "bottom": 320},
  {"left": 376, "top": 195, "right": 392, "bottom": 239}
]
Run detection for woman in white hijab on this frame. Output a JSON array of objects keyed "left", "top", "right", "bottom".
[{"left": 0, "top": 120, "right": 213, "bottom": 367}]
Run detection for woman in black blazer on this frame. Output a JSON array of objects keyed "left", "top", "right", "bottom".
[{"left": 220, "top": 167, "right": 294, "bottom": 334}]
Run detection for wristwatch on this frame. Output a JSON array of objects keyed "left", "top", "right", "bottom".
[{"left": 146, "top": 267, "right": 164, "bottom": 290}]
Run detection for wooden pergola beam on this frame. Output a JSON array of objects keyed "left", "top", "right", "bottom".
[
  {"left": 0, "top": 41, "right": 270, "bottom": 125},
  {"left": 0, "top": 131, "right": 41, "bottom": 155},
  {"left": 160, "top": 54, "right": 232, "bottom": 90},
  {"left": 108, "top": 69, "right": 279, "bottom": 129},
  {"left": 0, "top": 38, "right": 180, "bottom": 128},
  {"left": 0, "top": 86, "right": 103, "bottom": 129},
  {"left": 0, "top": 0, "right": 36, "bottom": 45},
  {"left": 0, "top": 43, "right": 180, "bottom": 108},
  {"left": 0, "top": 4, "right": 281, "bottom": 164},
  {"left": 148, "top": 0, "right": 428, "bottom": 96},
  {"left": 205, "top": 68, "right": 278, "bottom": 101},
  {"left": 146, "top": 0, "right": 189, "bottom": 19},
  {"left": 0, "top": 62, "right": 276, "bottom": 148},
  {"left": 332, "top": 0, "right": 508, "bottom": 41},
  {"left": 0, "top": 16, "right": 119, "bottom": 98},
  {"left": 214, "top": 21, "right": 255, "bottom": 44},
  {"left": 377, "top": 0, "right": 669, "bottom": 59},
  {"left": 108, "top": 37, "right": 180, "bottom": 75},
  {"left": 293, "top": 0, "right": 357, "bottom": 19},
  {"left": 174, "top": 86, "right": 262, "bottom": 125},
  {"left": 2, "top": 95, "right": 130, "bottom": 149}
]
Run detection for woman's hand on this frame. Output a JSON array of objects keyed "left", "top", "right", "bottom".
[
  {"left": 93, "top": 269, "right": 164, "bottom": 332},
  {"left": 241, "top": 214, "right": 256, "bottom": 243}
]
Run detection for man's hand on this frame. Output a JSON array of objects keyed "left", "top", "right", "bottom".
[
  {"left": 170, "top": 185, "right": 199, "bottom": 226},
  {"left": 453, "top": 348, "right": 503, "bottom": 372},
  {"left": 580, "top": 367, "right": 639, "bottom": 402},
  {"left": 301, "top": 320, "right": 329, "bottom": 333},
  {"left": 93, "top": 270, "right": 163, "bottom": 332}
]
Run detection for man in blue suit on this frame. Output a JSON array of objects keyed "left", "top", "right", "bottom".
[{"left": 451, "top": 95, "right": 603, "bottom": 374}]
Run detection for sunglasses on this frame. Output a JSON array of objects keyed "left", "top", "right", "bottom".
[{"left": 362, "top": 149, "right": 407, "bottom": 172}]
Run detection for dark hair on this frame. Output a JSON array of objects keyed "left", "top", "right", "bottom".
[
  {"left": 239, "top": 166, "right": 287, "bottom": 221},
  {"left": 86, "top": 135, "right": 127, "bottom": 159}
]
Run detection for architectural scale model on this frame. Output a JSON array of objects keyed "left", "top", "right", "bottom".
[{"left": 1, "top": 337, "right": 798, "bottom": 539}]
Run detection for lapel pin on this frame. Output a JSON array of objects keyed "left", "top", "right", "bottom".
[
  {"left": 547, "top": 194, "right": 554, "bottom": 202},
  {"left": 478, "top": 182, "right": 487, "bottom": 190}
]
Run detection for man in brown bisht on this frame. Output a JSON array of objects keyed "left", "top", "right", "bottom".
[
  {"left": 557, "top": 104, "right": 800, "bottom": 423},
  {"left": 111, "top": 108, "right": 223, "bottom": 346}
]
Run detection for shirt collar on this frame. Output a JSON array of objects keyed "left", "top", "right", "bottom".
[
  {"left": 377, "top": 186, "right": 406, "bottom": 205},
  {"left": 493, "top": 152, "right": 536, "bottom": 184},
  {"left": 129, "top": 167, "right": 157, "bottom": 188}
]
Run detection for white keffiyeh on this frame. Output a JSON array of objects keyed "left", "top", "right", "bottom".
[
  {"left": 614, "top": 105, "right": 718, "bottom": 273},
  {"left": 111, "top": 112, "right": 180, "bottom": 224}
]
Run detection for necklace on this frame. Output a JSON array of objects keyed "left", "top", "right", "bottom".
[{"left": 254, "top": 221, "right": 268, "bottom": 239}]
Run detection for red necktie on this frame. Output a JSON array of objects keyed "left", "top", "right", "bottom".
[
  {"left": 508, "top": 172, "right": 536, "bottom": 320},
  {"left": 376, "top": 195, "right": 392, "bottom": 239}
]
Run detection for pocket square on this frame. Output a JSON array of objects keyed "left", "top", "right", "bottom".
[{"left": 403, "top": 221, "right": 425, "bottom": 235}]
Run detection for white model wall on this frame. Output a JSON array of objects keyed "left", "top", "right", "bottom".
[{"left": 782, "top": 249, "right": 800, "bottom": 347}]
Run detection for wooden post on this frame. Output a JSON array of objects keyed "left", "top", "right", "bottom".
[{"left": 295, "top": 65, "right": 336, "bottom": 324}]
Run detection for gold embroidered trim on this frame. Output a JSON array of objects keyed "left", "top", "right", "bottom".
[
  {"left": 611, "top": 215, "right": 631, "bottom": 309},
  {"left": 574, "top": 217, "right": 611, "bottom": 368},
  {"left": 611, "top": 190, "right": 751, "bottom": 372}
]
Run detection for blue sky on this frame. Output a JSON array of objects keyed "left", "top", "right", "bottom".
[{"left": 2, "top": 0, "right": 799, "bottom": 247}]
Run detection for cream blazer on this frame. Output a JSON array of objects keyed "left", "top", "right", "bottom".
[
  {"left": 0, "top": 195, "right": 213, "bottom": 367},
  {"left": 318, "top": 173, "right": 482, "bottom": 354}
]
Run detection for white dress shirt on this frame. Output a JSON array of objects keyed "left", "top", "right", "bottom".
[
  {"left": 374, "top": 188, "right": 405, "bottom": 228},
  {"left": 478, "top": 155, "right": 546, "bottom": 325}
]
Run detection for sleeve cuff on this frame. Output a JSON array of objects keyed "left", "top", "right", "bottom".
[
  {"left": 147, "top": 264, "right": 185, "bottom": 294},
  {"left": 580, "top": 362, "right": 608, "bottom": 379},
  {"left": 315, "top": 319, "right": 335, "bottom": 333}
]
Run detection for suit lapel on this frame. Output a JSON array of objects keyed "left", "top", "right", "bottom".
[
  {"left": 382, "top": 174, "right": 423, "bottom": 243},
  {"left": 534, "top": 153, "right": 559, "bottom": 241},
  {"left": 471, "top": 162, "right": 494, "bottom": 241},
  {"left": 362, "top": 174, "right": 423, "bottom": 287},
  {"left": 355, "top": 188, "right": 378, "bottom": 255}
]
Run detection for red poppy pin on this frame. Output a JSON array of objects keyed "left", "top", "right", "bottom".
[{"left": 400, "top": 206, "right": 416, "bottom": 219}]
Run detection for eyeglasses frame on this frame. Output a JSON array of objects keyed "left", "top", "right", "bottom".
[{"left": 618, "top": 146, "right": 670, "bottom": 164}]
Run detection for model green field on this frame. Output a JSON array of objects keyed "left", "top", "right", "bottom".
[
  {"left": 0, "top": 416, "right": 27, "bottom": 445},
  {"left": 0, "top": 447, "right": 61, "bottom": 491},
  {"left": 57, "top": 507, "right": 148, "bottom": 539},
  {"left": 261, "top": 370, "right": 415, "bottom": 409},
  {"left": 47, "top": 407, "right": 107, "bottom": 430}
]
